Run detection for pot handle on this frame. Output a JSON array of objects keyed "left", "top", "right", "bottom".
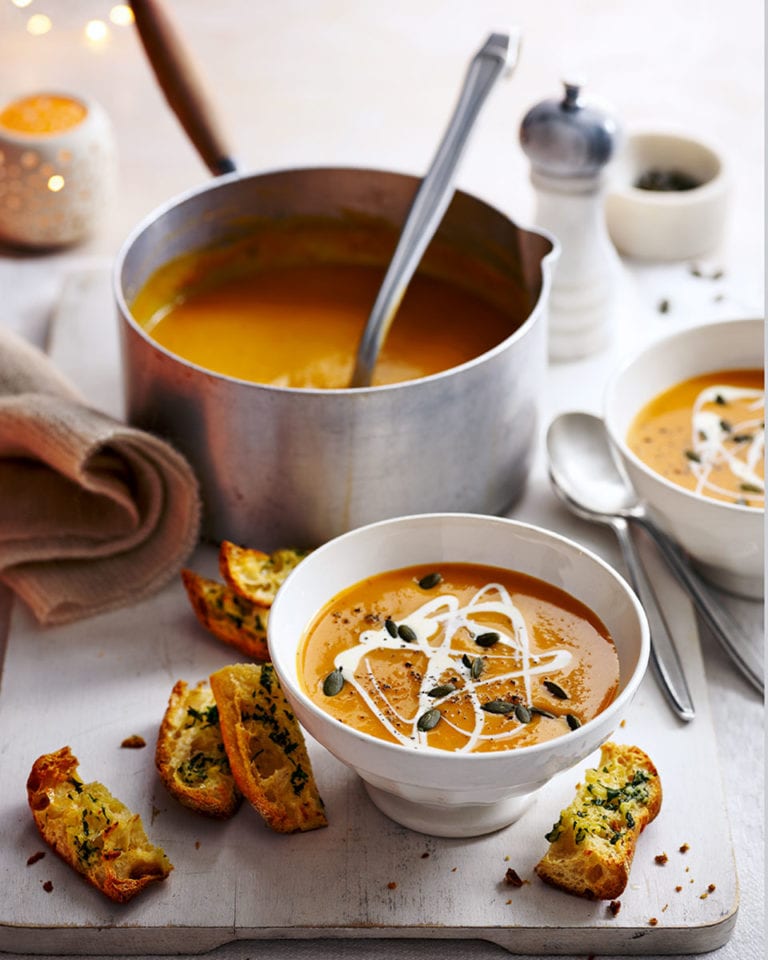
[{"left": 130, "top": 0, "right": 238, "bottom": 176}]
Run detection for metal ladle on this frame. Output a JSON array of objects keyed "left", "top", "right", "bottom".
[
  {"left": 350, "top": 31, "right": 519, "bottom": 388},
  {"left": 547, "top": 412, "right": 764, "bottom": 698}
]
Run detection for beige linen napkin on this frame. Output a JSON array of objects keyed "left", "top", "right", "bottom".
[{"left": 0, "top": 324, "right": 201, "bottom": 625}]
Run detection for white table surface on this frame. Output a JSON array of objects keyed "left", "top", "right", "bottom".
[{"left": 0, "top": 2, "right": 763, "bottom": 959}]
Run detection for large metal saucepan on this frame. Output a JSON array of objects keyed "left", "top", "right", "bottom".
[{"left": 115, "top": 166, "right": 556, "bottom": 548}]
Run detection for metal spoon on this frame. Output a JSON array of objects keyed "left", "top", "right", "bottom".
[
  {"left": 547, "top": 411, "right": 764, "bottom": 697},
  {"left": 546, "top": 412, "right": 696, "bottom": 721},
  {"left": 350, "top": 31, "right": 519, "bottom": 388}
]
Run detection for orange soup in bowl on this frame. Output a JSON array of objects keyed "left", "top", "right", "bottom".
[
  {"left": 627, "top": 368, "right": 764, "bottom": 508},
  {"left": 298, "top": 563, "right": 620, "bottom": 754}
]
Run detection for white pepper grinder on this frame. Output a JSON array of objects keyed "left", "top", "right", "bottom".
[{"left": 520, "top": 80, "right": 622, "bottom": 360}]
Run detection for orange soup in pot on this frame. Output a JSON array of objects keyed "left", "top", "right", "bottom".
[
  {"left": 130, "top": 227, "right": 519, "bottom": 389},
  {"left": 298, "top": 563, "right": 620, "bottom": 754},
  {"left": 627, "top": 368, "right": 764, "bottom": 508}
]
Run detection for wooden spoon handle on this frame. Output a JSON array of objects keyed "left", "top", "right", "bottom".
[{"left": 130, "top": 0, "right": 237, "bottom": 176}]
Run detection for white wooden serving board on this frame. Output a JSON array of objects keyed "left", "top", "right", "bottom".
[{"left": 0, "top": 269, "right": 741, "bottom": 955}]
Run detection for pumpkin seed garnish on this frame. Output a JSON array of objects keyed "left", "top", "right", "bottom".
[
  {"left": 739, "top": 482, "right": 762, "bottom": 493},
  {"left": 732, "top": 434, "right": 752, "bottom": 443},
  {"left": 530, "top": 706, "right": 557, "bottom": 719},
  {"left": 566, "top": 713, "right": 582, "bottom": 730},
  {"left": 470, "top": 656, "right": 485, "bottom": 680},
  {"left": 418, "top": 571, "right": 443, "bottom": 590},
  {"left": 417, "top": 708, "right": 441, "bottom": 731},
  {"left": 427, "top": 683, "right": 457, "bottom": 698},
  {"left": 475, "top": 631, "right": 500, "bottom": 648},
  {"left": 482, "top": 700, "right": 516, "bottom": 715},
  {"left": 322, "top": 668, "right": 345, "bottom": 697},
  {"left": 384, "top": 618, "right": 398, "bottom": 638},
  {"left": 397, "top": 624, "right": 418, "bottom": 642},
  {"left": 514, "top": 704, "right": 532, "bottom": 724},
  {"left": 714, "top": 393, "right": 726, "bottom": 405},
  {"left": 719, "top": 419, "right": 732, "bottom": 432},
  {"left": 684, "top": 449, "right": 701, "bottom": 463},
  {"left": 543, "top": 680, "right": 569, "bottom": 700}
]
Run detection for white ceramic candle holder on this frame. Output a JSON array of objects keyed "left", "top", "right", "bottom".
[{"left": 0, "top": 91, "right": 116, "bottom": 248}]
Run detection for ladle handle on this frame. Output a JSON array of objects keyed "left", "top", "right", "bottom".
[
  {"left": 611, "top": 517, "right": 696, "bottom": 722},
  {"left": 350, "top": 31, "right": 518, "bottom": 388},
  {"left": 130, "top": 0, "right": 238, "bottom": 176},
  {"left": 635, "top": 517, "right": 764, "bottom": 695}
]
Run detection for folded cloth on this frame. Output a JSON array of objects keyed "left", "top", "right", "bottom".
[{"left": 0, "top": 324, "right": 201, "bottom": 625}]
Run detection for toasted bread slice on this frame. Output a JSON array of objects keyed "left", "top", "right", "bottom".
[
  {"left": 535, "top": 742, "right": 662, "bottom": 900},
  {"left": 219, "top": 543, "right": 309, "bottom": 606},
  {"left": 26, "top": 746, "right": 172, "bottom": 903},
  {"left": 181, "top": 568, "right": 270, "bottom": 660},
  {"left": 209, "top": 663, "right": 327, "bottom": 833},
  {"left": 155, "top": 679, "right": 241, "bottom": 819}
]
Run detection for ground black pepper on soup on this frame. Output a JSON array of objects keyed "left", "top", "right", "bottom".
[
  {"left": 627, "top": 368, "right": 764, "bottom": 508},
  {"left": 298, "top": 563, "right": 620, "bottom": 753}
]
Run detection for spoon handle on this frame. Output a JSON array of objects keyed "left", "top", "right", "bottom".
[
  {"left": 350, "top": 31, "right": 518, "bottom": 388},
  {"left": 611, "top": 517, "right": 696, "bottom": 722},
  {"left": 634, "top": 518, "right": 764, "bottom": 695}
]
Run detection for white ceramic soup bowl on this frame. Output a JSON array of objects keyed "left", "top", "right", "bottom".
[
  {"left": 268, "top": 513, "right": 649, "bottom": 837},
  {"left": 605, "top": 318, "right": 764, "bottom": 599}
]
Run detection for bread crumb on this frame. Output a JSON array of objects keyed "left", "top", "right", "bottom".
[
  {"left": 120, "top": 735, "right": 146, "bottom": 749},
  {"left": 708, "top": 883, "right": 716, "bottom": 892},
  {"left": 505, "top": 898, "right": 512, "bottom": 905},
  {"left": 42, "top": 881, "right": 53, "bottom": 893},
  {"left": 619, "top": 719, "right": 626, "bottom": 727},
  {"left": 387, "top": 881, "right": 397, "bottom": 890},
  {"left": 679, "top": 843, "right": 690, "bottom": 853},
  {"left": 675, "top": 885, "right": 683, "bottom": 892},
  {"left": 26, "top": 851, "right": 45, "bottom": 866},
  {"left": 451, "top": 867, "right": 457, "bottom": 872},
  {"left": 195, "top": 840, "right": 201, "bottom": 850},
  {"left": 655, "top": 852, "right": 668, "bottom": 865},
  {"left": 421, "top": 852, "right": 429, "bottom": 859},
  {"left": 504, "top": 868, "right": 523, "bottom": 888},
  {"left": 700, "top": 891, "right": 709, "bottom": 900},
  {"left": 608, "top": 900, "right": 621, "bottom": 916},
  {"left": 649, "top": 917, "right": 658, "bottom": 926},
  {"left": 504, "top": 855, "right": 510, "bottom": 862},
  {"left": 662, "top": 903, "right": 669, "bottom": 912}
]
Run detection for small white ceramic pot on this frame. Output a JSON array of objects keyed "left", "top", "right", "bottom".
[
  {"left": 605, "top": 131, "right": 728, "bottom": 261},
  {"left": 268, "top": 513, "right": 649, "bottom": 837}
]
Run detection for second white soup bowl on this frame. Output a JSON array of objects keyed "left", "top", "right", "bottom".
[{"left": 268, "top": 513, "right": 650, "bottom": 837}]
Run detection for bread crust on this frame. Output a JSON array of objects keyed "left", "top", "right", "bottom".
[
  {"left": 26, "top": 746, "right": 172, "bottom": 903},
  {"left": 181, "top": 568, "right": 270, "bottom": 660},
  {"left": 209, "top": 663, "right": 327, "bottom": 833},
  {"left": 219, "top": 543, "right": 308, "bottom": 606},
  {"left": 155, "top": 679, "right": 241, "bottom": 819},
  {"left": 535, "top": 742, "right": 662, "bottom": 900}
]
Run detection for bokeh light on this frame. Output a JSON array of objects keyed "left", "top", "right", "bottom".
[{"left": 26, "top": 13, "right": 52, "bottom": 35}]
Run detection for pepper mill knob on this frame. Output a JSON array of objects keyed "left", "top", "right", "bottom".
[{"left": 520, "top": 80, "right": 622, "bottom": 360}]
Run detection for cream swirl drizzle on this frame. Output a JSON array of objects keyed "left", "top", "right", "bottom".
[
  {"left": 690, "top": 385, "right": 764, "bottom": 503},
  {"left": 333, "top": 582, "right": 572, "bottom": 753}
]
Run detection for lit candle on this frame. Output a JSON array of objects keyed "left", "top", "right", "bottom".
[{"left": 0, "top": 92, "right": 116, "bottom": 248}]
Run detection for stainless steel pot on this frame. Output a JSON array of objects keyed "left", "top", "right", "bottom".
[{"left": 115, "top": 166, "right": 556, "bottom": 548}]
